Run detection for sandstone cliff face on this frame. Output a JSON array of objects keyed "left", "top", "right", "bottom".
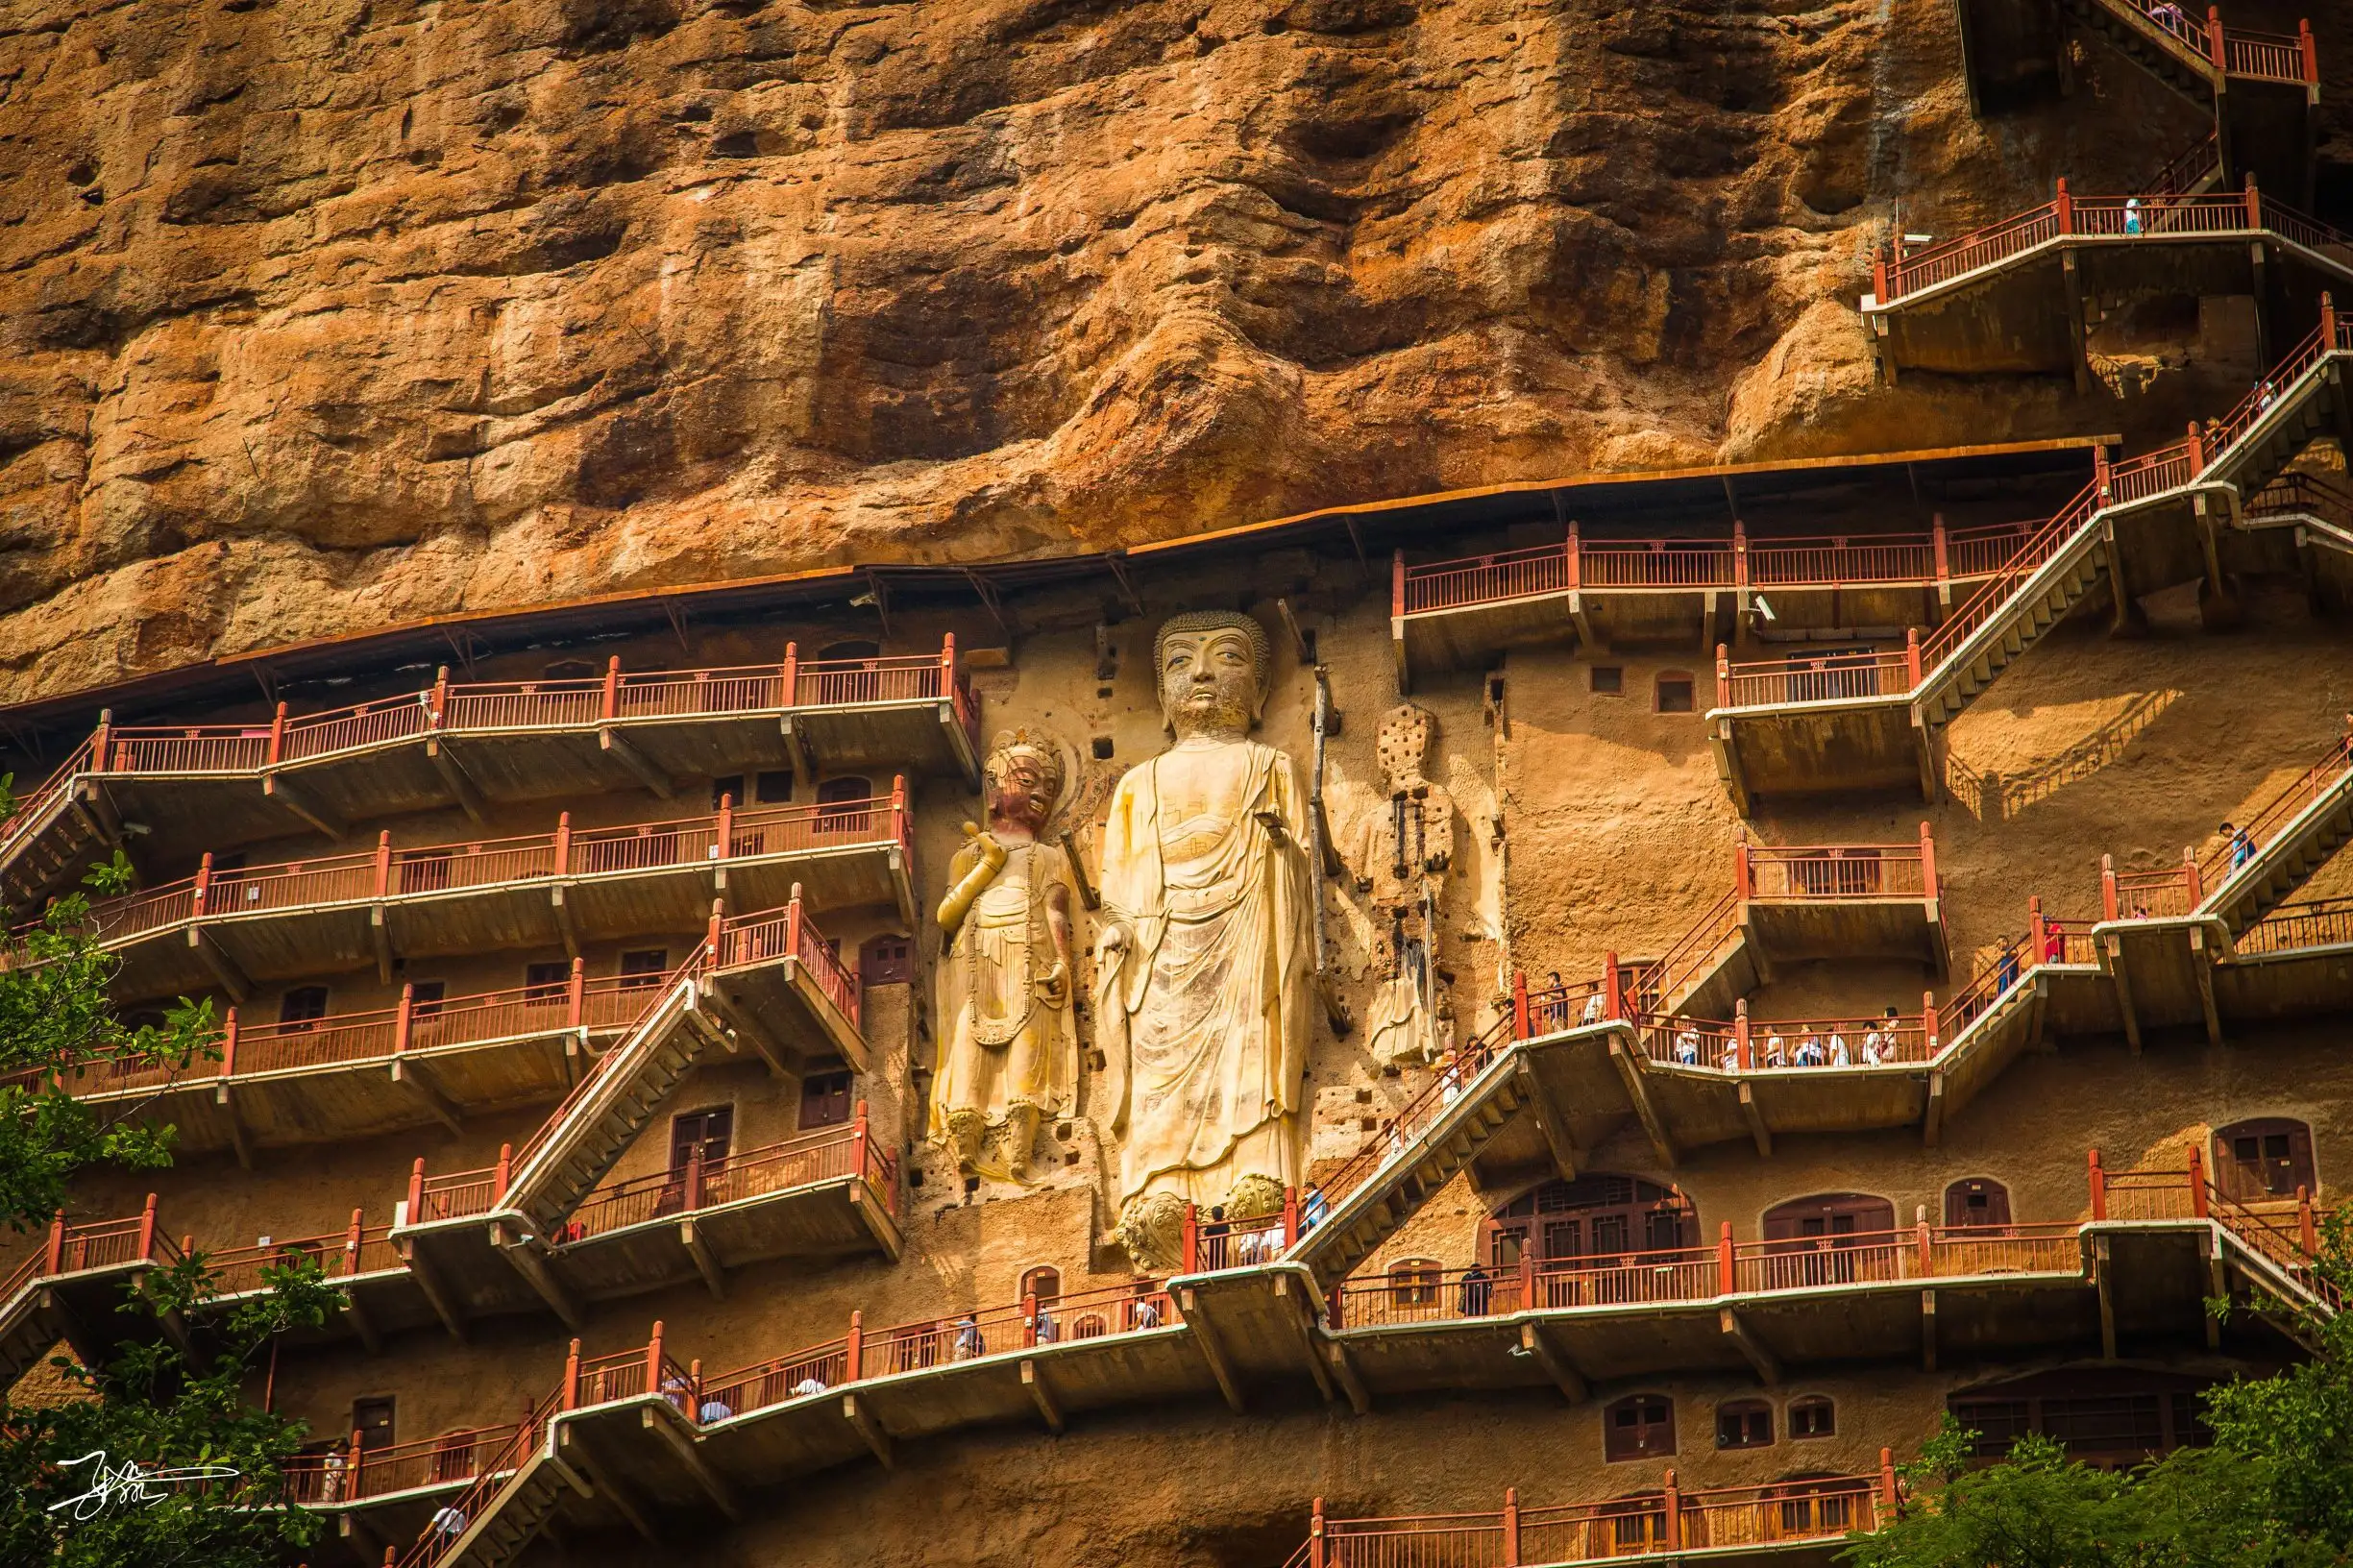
[{"left": 0, "top": 0, "right": 2341, "bottom": 699}]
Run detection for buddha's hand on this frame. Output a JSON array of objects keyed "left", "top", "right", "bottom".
[
  {"left": 1097, "top": 922, "right": 1132, "bottom": 967},
  {"left": 1036, "top": 959, "right": 1069, "bottom": 1004},
  {"left": 962, "top": 820, "right": 1008, "bottom": 874}
]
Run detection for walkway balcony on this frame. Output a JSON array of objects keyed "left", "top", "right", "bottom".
[
  {"left": 0, "top": 638, "right": 978, "bottom": 916},
  {"left": 27, "top": 786, "right": 915, "bottom": 1006},
  {"left": 0, "top": 1198, "right": 182, "bottom": 1384},
  {"left": 282, "top": 1419, "right": 532, "bottom": 1563},
  {"left": 1388, "top": 519, "right": 2041, "bottom": 687},
  {"left": 1282, "top": 1468, "right": 1897, "bottom": 1568},
  {"left": 1711, "top": 318, "right": 2353, "bottom": 808}
]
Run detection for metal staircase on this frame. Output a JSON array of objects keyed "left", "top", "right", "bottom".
[{"left": 2058, "top": 0, "right": 2222, "bottom": 101}]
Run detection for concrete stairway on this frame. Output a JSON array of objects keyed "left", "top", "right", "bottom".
[
  {"left": 2202, "top": 744, "right": 2353, "bottom": 936},
  {"left": 1918, "top": 523, "right": 2115, "bottom": 730},
  {"left": 2058, "top": 0, "right": 2220, "bottom": 102}
]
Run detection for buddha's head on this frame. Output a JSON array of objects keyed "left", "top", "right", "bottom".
[
  {"left": 984, "top": 730, "right": 1065, "bottom": 837},
  {"left": 1154, "top": 611, "right": 1271, "bottom": 741}
]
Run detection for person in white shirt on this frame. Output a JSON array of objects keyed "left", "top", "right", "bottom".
[
  {"left": 791, "top": 1375, "right": 828, "bottom": 1398},
  {"left": 1861, "top": 1028, "right": 1885, "bottom": 1065},
  {"left": 1827, "top": 1032, "right": 1850, "bottom": 1066},
  {"left": 430, "top": 1505, "right": 467, "bottom": 1540},
  {"left": 1674, "top": 1028, "right": 1700, "bottom": 1065},
  {"left": 1581, "top": 990, "right": 1605, "bottom": 1025},
  {"left": 1763, "top": 1033, "right": 1786, "bottom": 1067},
  {"left": 1795, "top": 1034, "right": 1824, "bottom": 1066}
]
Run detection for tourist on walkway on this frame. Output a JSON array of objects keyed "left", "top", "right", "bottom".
[
  {"left": 1827, "top": 1031, "right": 1851, "bottom": 1066},
  {"left": 429, "top": 1504, "right": 468, "bottom": 1543},
  {"left": 1996, "top": 936, "right": 2021, "bottom": 993},
  {"left": 2123, "top": 197, "right": 2143, "bottom": 235},
  {"left": 2230, "top": 821, "right": 2257, "bottom": 870},
  {"left": 1458, "top": 1262, "right": 1492, "bottom": 1317},
  {"left": 952, "top": 1314, "right": 984, "bottom": 1360},
  {"left": 1674, "top": 1026, "right": 1701, "bottom": 1066},
  {"left": 2043, "top": 919, "right": 2068, "bottom": 964}
]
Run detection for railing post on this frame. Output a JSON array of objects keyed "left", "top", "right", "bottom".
[
  {"left": 567, "top": 957, "right": 585, "bottom": 1029},
  {"left": 1924, "top": 991, "right": 1940, "bottom": 1057},
  {"left": 137, "top": 1192, "right": 158, "bottom": 1262},
  {"left": 1511, "top": 971, "right": 1531, "bottom": 1041},
  {"left": 1662, "top": 1469, "right": 1682, "bottom": 1550},
  {"left": 602, "top": 655, "right": 622, "bottom": 722},
  {"left": 2188, "top": 1144, "right": 2210, "bottom": 1219},
  {"left": 1284, "top": 1185, "right": 1301, "bottom": 1249},
  {"left": 429, "top": 668, "right": 450, "bottom": 730},
  {"left": 646, "top": 1320, "right": 665, "bottom": 1400},
  {"left": 393, "top": 986, "right": 412, "bottom": 1061},
  {"left": 494, "top": 1141, "right": 513, "bottom": 1201},
  {"left": 193, "top": 851, "right": 213, "bottom": 919},
  {"left": 1604, "top": 951, "right": 1622, "bottom": 1019},
  {"left": 2325, "top": 292, "right": 2341, "bottom": 350},
  {"left": 220, "top": 1006, "right": 239, "bottom": 1084},
  {"left": 2245, "top": 172, "right": 2261, "bottom": 231},
  {"left": 1565, "top": 522, "right": 1581, "bottom": 592},
  {"left": 1503, "top": 1485, "right": 1521, "bottom": 1566},
  {"left": 846, "top": 1310, "right": 865, "bottom": 1382},
  {"left": 1518, "top": 1243, "right": 1535, "bottom": 1311},
  {"left": 780, "top": 641, "right": 800, "bottom": 705},
  {"left": 345, "top": 1208, "right": 365, "bottom": 1277},
  {"left": 787, "top": 889, "right": 804, "bottom": 967},
  {"left": 1880, "top": 1446, "right": 1899, "bottom": 1515},
  {"left": 563, "top": 1338, "right": 582, "bottom": 1410},
  {"left": 1918, "top": 1205, "right": 1934, "bottom": 1276},
  {"left": 2029, "top": 896, "right": 2047, "bottom": 966},
  {"left": 1718, "top": 1221, "right": 1735, "bottom": 1294},
  {"left": 715, "top": 792, "right": 734, "bottom": 863},
  {"left": 1731, "top": 517, "right": 1748, "bottom": 592},
  {"left": 2101, "top": 853, "right": 2120, "bottom": 922},
  {"left": 1874, "top": 249, "right": 1890, "bottom": 303},
  {"left": 1733, "top": 840, "right": 1753, "bottom": 901},
  {"left": 1390, "top": 550, "right": 1407, "bottom": 617},
  {"left": 42, "top": 1210, "right": 63, "bottom": 1274},
  {"left": 2089, "top": 1148, "right": 2108, "bottom": 1220},
  {"left": 89, "top": 711, "right": 111, "bottom": 773},
  {"left": 372, "top": 830, "right": 392, "bottom": 900},
  {"left": 353, "top": 1428, "right": 368, "bottom": 1499},
  {"left": 2054, "top": 176, "right": 2072, "bottom": 236},
  {"left": 2183, "top": 845, "right": 2203, "bottom": 904},
  {"left": 892, "top": 773, "right": 908, "bottom": 840},
  {"left": 406, "top": 1159, "right": 425, "bottom": 1226},
  {"left": 268, "top": 702, "right": 288, "bottom": 767},
  {"left": 553, "top": 811, "right": 572, "bottom": 876},
  {"left": 1905, "top": 627, "right": 1923, "bottom": 687},
  {"left": 1931, "top": 513, "right": 1949, "bottom": 585},
  {"left": 2302, "top": 18, "right": 2318, "bottom": 85},
  {"left": 1310, "top": 1498, "right": 1327, "bottom": 1568},
  {"left": 685, "top": 1148, "right": 704, "bottom": 1213},
  {"left": 707, "top": 898, "right": 725, "bottom": 968},
  {"left": 2096, "top": 445, "right": 2113, "bottom": 505},
  {"left": 1714, "top": 643, "right": 1729, "bottom": 708},
  {"left": 2187, "top": 420, "right": 2206, "bottom": 474},
  {"left": 1022, "top": 1290, "right": 1040, "bottom": 1349},
  {"left": 851, "top": 1100, "right": 870, "bottom": 1187},
  {"left": 1182, "top": 1204, "right": 1201, "bottom": 1274},
  {"left": 2300, "top": 1186, "right": 2319, "bottom": 1255},
  {"left": 2205, "top": 6, "right": 2224, "bottom": 68},
  {"left": 940, "top": 632, "right": 957, "bottom": 698},
  {"left": 1733, "top": 1000, "right": 1751, "bottom": 1071},
  {"left": 1919, "top": 821, "right": 1937, "bottom": 899}
]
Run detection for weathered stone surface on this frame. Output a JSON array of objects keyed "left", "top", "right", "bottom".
[{"left": 0, "top": 0, "right": 2342, "bottom": 699}]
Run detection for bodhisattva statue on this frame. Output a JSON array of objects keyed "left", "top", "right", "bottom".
[
  {"left": 1098, "top": 611, "right": 1311, "bottom": 1272},
  {"left": 929, "top": 730, "right": 1077, "bottom": 1184},
  {"left": 1350, "top": 702, "right": 1458, "bottom": 1071}
]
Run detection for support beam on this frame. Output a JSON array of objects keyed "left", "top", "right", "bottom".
[
  {"left": 2191, "top": 927, "right": 2223, "bottom": 1046},
  {"left": 1911, "top": 706, "right": 1938, "bottom": 803},
  {"left": 1274, "top": 1273, "right": 1336, "bottom": 1405},
  {"left": 1179, "top": 1290, "right": 1247, "bottom": 1413},
  {"left": 779, "top": 716, "right": 815, "bottom": 783},
  {"left": 2095, "top": 1236, "right": 2118, "bottom": 1360},
  {"left": 426, "top": 739, "right": 488, "bottom": 824},
  {"left": 1605, "top": 1037, "right": 1677, "bottom": 1168},
  {"left": 399, "top": 1246, "right": 468, "bottom": 1342},
  {"left": 497, "top": 1239, "right": 582, "bottom": 1331},
  {"left": 843, "top": 1393, "right": 895, "bottom": 1468},
  {"left": 1921, "top": 1289, "right": 1937, "bottom": 1372},
  {"left": 188, "top": 928, "right": 250, "bottom": 1004},
  {"left": 552, "top": 885, "right": 581, "bottom": 961},
  {"left": 642, "top": 1406, "right": 741, "bottom": 1519},
  {"left": 341, "top": 1292, "right": 382, "bottom": 1354},
  {"left": 598, "top": 728, "right": 675, "bottom": 799},
  {"left": 218, "top": 1083, "right": 255, "bottom": 1171},
  {"left": 1514, "top": 1061, "right": 1582, "bottom": 1180},
  {"left": 1923, "top": 1072, "right": 1945, "bottom": 1148},
  {"left": 1519, "top": 1321, "right": 1586, "bottom": 1404},
  {"left": 566, "top": 1442, "right": 656, "bottom": 1544},
  {"left": 391, "top": 1057, "right": 464, "bottom": 1136},
  {"left": 1718, "top": 1307, "right": 1781, "bottom": 1385},
  {"left": 1713, "top": 719, "right": 1753, "bottom": 816},
  {"left": 1324, "top": 1341, "right": 1373, "bottom": 1415},
  {"left": 2061, "top": 249, "right": 2092, "bottom": 395},
  {"left": 2206, "top": 1240, "right": 2227, "bottom": 1351},
  {"left": 1020, "top": 1360, "right": 1065, "bottom": 1434},
  {"left": 680, "top": 1217, "right": 726, "bottom": 1300},
  {"left": 1737, "top": 1082, "right": 1772, "bottom": 1159},
  {"left": 698, "top": 980, "right": 790, "bottom": 1080},
  {"left": 2108, "top": 937, "right": 2142, "bottom": 1053},
  {"left": 370, "top": 905, "right": 394, "bottom": 985},
  {"left": 261, "top": 772, "right": 347, "bottom": 840}
]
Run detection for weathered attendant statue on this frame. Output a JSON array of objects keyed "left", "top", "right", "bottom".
[
  {"left": 929, "top": 730, "right": 1078, "bottom": 1183},
  {"left": 1097, "top": 611, "right": 1312, "bottom": 1272}
]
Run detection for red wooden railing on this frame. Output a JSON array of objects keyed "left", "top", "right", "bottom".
[
  {"left": 282, "top": 1421, "right": 527, "bottom": 1507},
  {"left": 715, "top": 892, "right": 863, "bottom": 1026},
  {"left": 2194, "top": 722, "right": 2353, "bottom": 896},
  {"left": 555, "top": 1113, "right": 898, "bottom": 1243},
  {"left": 26, "top": 789, "right": 906, "bottom": 951},
  {"left": 1283, "top": 1466, "right": 1898, "bottom": 1568},
  {"left": 206, "top": 1211, "right": 402, "bottom": 1298},
  {"left": 1637, "top": 1001, "right": 1937, "bottom": 1070},
  {"left": 0, "top": 1197, "right": 175, "bottom": 1305}
]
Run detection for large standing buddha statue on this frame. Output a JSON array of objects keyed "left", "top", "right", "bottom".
[{"left": 1097, "top": 611, "right": 1312, "bottom": 1272}]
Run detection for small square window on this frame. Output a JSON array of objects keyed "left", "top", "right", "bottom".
[
  {"left": 1655, "top": 674, "right": 1695, "bottom": 714},
  {"left": 756, "top": 770, "right": 794, "bottom": 804},
  {"left": 524, "top": 962, "right": 571, "bottom": 1003},
  {"left": 1591, "top": 666, "right": 1625, "bottom": 696},
  {"left": 1790, "top": 1397, "right": 1836, "bottom": 1438},
  {"left": 1717, "top": 1403, "right": 1774, "bottom": 1449}
]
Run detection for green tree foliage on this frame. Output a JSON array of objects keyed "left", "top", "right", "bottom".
[
  {"left": 1848, "top": 1217, "right": 2353, "bottom": 1568},
  {"left": 0, "top": 805, "right": 329, "bottom": 1564}
]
